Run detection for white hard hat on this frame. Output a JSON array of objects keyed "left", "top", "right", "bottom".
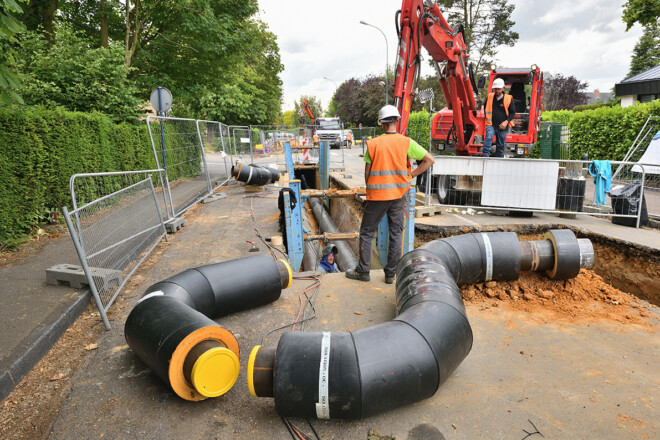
[
  {"left": 492, "top": 78, "right": 505, "bottom": 89},
  {"left": 378, "top": 105, "right": 401, "bottom": 123}
]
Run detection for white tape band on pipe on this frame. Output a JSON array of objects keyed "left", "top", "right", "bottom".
[
  {"left": 137, "top": 290, "right": 164, "bottom": 304},
  {"left": 246, "top": 166, "right": 253, "bottom": 184},
  {"left": 315, "top": 331, "right": 331, "bottom": 419},
  {"left": 481, "top": 233, "right": 493, "bottom": 282}
]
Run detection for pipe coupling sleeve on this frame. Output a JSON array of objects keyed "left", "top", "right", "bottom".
[
  {"left": 248, "top": 345, "right": 276, "bottom": 397},
  {"left": 277, "top": 259, "right": 293, "bottom": 289},
  {"left": 124, "top": 295, "right": 239, "bottom": 401},
  {"left": 544, "top": 229, "right": 581, "bottom": 280}
]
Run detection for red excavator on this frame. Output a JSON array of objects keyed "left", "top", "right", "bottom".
[{"left": 393, "top": 0, "right": 543, "bottom": 158}]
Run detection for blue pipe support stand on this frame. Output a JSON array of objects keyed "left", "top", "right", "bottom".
[
  {"left": 284, "top": 141, "right": 295, "bottom": 181},
  {"left": 319, "top": 141, "right": 329, "bottom": 192},
  {"left": 284, "top": 180, "right": 304, "bottom": 272},
  {"left": 375, "top": 188, "right": 416, "bottom": 266}
]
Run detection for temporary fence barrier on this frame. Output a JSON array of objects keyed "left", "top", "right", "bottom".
[
  {"left": 421, "top": 157, "right": 653, "bottom": 228},
  {"left": 229, "top": 126, "right": 253, "bottom": 164},
  {"left": 146, "top": 116, "right": 212, "bottom": 218},
  {"left": 197, "top": 120, "right": 231, "bottom": 188},
  {"left": 612, "top": 115, "right": 660, "bottom": 219},
  {"left": 63, "top": 173, "right": 168, "bottom": 329}
]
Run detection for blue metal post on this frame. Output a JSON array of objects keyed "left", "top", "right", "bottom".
[
  {"left": 376, "top": 187, "right": 416, "bottom": 266},
  {"left": 319, "top": 140, "right": 329, "bottom": 191},
  {"left": 284, "top": 180, "right": 304, "bottom": 271},
  {"left": 376, "top": 214, "right": 389, "bottom": 268},
  {"left": 403, "top": 187, "right": 415, "bottom": 255},
  {"left": 284, "top": 141, "right": 295, "bottom": 181}
]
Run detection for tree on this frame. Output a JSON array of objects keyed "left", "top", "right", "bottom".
[
  {"left": 0, "top": 0, "right": 26, "bottom": 105},
  {"left": 332, "top": 75, "right": 388, "bottom": 127},
  {"left": 15, "top": 0, "right": 284, "bottom": 125},
  {"left": 542, "top": 73, "right": 589, "bottom": 111},
  {"left": 628, "top": 24, "right": 660, "bottom": 76},
  {"left": 622, "top": 0, "right": 660, "bottom": 30},
  {"left": 439, "top": 0, "right": 519, "bottom": 74},
  {"left": 16, "top": 25, "right": 142, "bottom": 121}
]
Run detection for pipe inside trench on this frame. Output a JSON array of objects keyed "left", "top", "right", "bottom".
[
  {"left": 248, "top": 230, "right": 594, "bottom": 419},
  {"left": 308, "top": 197, "right": 358, "bottom": 272}
]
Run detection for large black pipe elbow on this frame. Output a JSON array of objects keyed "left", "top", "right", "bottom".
[
  {"left": 248, "top": 230, "right": 593, "bottom": 419},
  {"left": 125, "top": 254, "right": 292, "bottom": 401}
]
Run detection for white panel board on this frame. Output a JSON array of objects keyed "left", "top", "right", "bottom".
[
  {"left": 481, "top": 160, "right": 558, "bottom": 209},
  {"left": 432, "top": 157, "right": 485, "bottom": 176}
]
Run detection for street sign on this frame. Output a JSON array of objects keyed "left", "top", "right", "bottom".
[
  {"left": 150, "top": 87, "right": 173, "bottom": 113},
  {"left": 418, "top": 88, "right": 434, "bottom": 103},
  {"left": 359, "top": 123, "right": 362, "bottom": 129}
]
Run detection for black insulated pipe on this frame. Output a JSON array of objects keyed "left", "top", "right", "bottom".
[
  {"left": 308, "top": 197, "right": 359, "bottom": 271},
  {"left": 125, "top": 254, "right": 292, "bottom": 401},
  {"left": 248, "top": 230, "right": 593, "bottom": 419},
  {"left": 231, "top": 163, "right": 280, "bottom": 185},
  {"left": 249, "top": 163, "right": 280, "bottom": 183}
]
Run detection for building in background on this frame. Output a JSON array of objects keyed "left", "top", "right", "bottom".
[{"left": 615, "top": 65, "right": 660, "bottom": 107}]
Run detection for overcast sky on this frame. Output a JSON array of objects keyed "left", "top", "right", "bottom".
[{"left": 258, "top": 0, "right": 643, "bottom": 112}]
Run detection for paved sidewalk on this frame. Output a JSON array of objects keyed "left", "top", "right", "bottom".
[{"left": 0, "top": 235, "right": 90, "bottom": 401}]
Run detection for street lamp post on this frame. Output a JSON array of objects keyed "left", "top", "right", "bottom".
[{"left": 360, "top": 20, "right": 389, "bottom": 105}]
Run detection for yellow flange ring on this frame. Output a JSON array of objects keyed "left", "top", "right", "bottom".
[
  {"left": 278, "top": 259, "right": 293, "bottom": 289},
  {"left": 247, "top": 345, "right": 261, "bottom": 397},
  {"left": 191, "top": 346, "right": 240, "bottom": 398},
  {"left": 168, "top": 326, "right": 239, "bottom": 401}
]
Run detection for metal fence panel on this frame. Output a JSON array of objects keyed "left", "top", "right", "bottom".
[
  {"left": 146, "top": 116, "right": 212, "bottom": 217},
  {"left": 197, "top": 120, "right": 231, "bottom": 188},
  {"left": 422, "top": 157, "right": 652, "bottom": 227},
  {"left": 63, "top": 176, "right": 167, "bottom": 329}
]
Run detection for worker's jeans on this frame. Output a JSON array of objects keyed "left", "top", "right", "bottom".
[
  {"left": 482, "top": 125, "right": 507, "bottom": 158},
  {"left": 355, "top": 193, "right": 407, "bottom": 278}
]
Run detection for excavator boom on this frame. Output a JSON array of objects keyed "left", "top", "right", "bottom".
[{"left": 394, "top": 0, "right": 479, "bottom": 154}]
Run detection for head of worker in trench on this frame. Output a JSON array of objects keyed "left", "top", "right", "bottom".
[
  {"left": 345, "top": 105, "right": 435, "bottom": 284},
  {"left": 319, "top": 244, "right": 339, "bottom": 274}
]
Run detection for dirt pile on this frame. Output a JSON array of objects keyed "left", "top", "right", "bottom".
[{"left": 461, "top": 269, "right": 657, "bottom": 329}]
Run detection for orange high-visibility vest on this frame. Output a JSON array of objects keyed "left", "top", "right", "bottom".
[
  {"left": 347, "top": 131, "right": 352, "bottom": 141},
  {"left": 313, "top": 134, "right": 319, "bottom": 143},
  {"left": 366, "top": 133, "right": 412, "bottom": 201},
  {"left": 485, "top": 93, "right": 515, "bottom": 127}
]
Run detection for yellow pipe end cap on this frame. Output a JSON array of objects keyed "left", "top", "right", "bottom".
[
  {"left": 191, "top": 347, "right": 239, "bottom": 398},
  {"left": 278, "top": 259, "right": 293, "bottom": 289},
  {"left": 247, "top": 345, "right": 261, "bottom": 397}
]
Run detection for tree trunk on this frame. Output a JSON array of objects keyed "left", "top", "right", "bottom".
[{"left": 100, "top": 0, "right": 109, "bottom": 48}]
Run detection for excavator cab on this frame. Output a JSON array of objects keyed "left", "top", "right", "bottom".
[{"left": 486, "top": 66, "right": 543, "bottom": 156}]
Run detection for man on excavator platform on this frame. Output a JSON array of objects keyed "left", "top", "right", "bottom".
[
  {"left": 346, "top": 105, "right": 435, "bottom": 284},
  {"left": 482, "top": 78, "right": 516, "bottom": 158}
]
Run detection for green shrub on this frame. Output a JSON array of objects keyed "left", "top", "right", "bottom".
[
  {"left": 541, "top": 110, "right": 573, "bottom": 126},
  {"left": 568, "top": 100, "right": 660, "bottom": 160},
  {"left": 408, "top": 111, "right": 431, "bottom": 150},
  {"left": 572, "top": 102, "right": 613, "bottom": 112},
  {"left": 0, "top": 107, "right": 156, "bottom": 247}
]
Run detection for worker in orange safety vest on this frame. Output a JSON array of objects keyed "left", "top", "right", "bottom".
[
  {"left": 345, "top": 105, "right": 435, "bottom": 284},
  {"left": 482, "top": 77, "right": 516, "bottom": 158},
  {"left": 312, "top": 133, "right": 319, "bottom": 146}
]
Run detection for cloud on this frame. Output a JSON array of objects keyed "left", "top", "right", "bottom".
[{"left": 260, "top": 0, "right": 643, "bottom": 111}]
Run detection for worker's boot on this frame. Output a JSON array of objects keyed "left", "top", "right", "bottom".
[
  {"left": 345, "top": 269, "right": 370, "bottom": 282},
  {"left": 385, "top": 275, "right": 395, "bottom": 285}
]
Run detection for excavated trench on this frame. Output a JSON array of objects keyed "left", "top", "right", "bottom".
[{"left": 323, "top": 178, "right": 659, "bottom": 328}]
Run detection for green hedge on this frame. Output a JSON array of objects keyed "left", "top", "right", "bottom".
[
  {"left": 567, "top": 100, "right": 660, "bottom": 160},
  {"left": 0, "top": 107, "right": 156, "bottom": 248},
  {"left": 408, "top": 110, "right": 431, "bottom": 150}
]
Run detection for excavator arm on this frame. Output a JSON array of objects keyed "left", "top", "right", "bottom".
[
  {"left": 299, "top": 99, "right": 316, "bottom": 126},
  {"left": 394, "top": 0, "right": 479, "bottom": 154}
]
